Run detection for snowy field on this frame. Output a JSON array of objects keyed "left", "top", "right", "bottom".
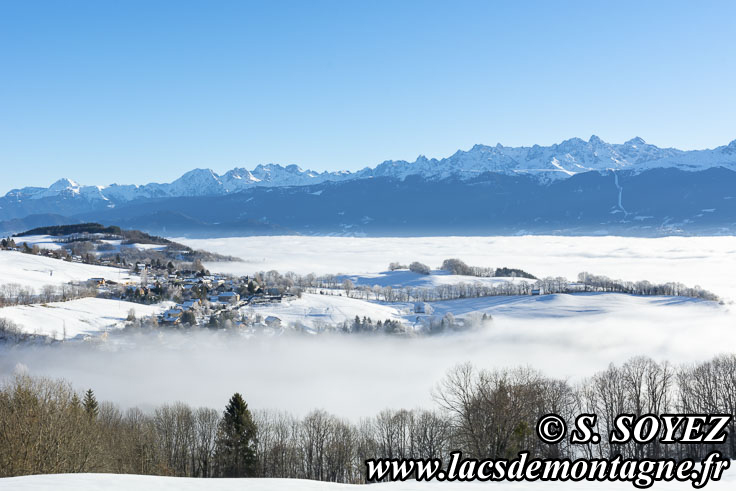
[
  {"left": 338, "top": 270, "right": 530, "bottom": 289},
  {"left": 408, "top": 291, "right": 711, "bottom": 319},
  {"left": 176, "top": 236, "right": 736, "bottom": 300},
  {"left": 0, "top": 298, "right": 172, "bottom": 339},
  {"left": 245, "top": 292, "right": 404, "bottom": 329},
  {"left": 10, "top": 234, "right": 64, "bottom": 250},
  {"left": 13, "top": 234, "right": 168, "bottom": 254},
  {"left": 0, "top": 251, "right": 136, "bottom": 291},
  {"left": 1, "top": 472, "right": 733, "bottom": 490}
]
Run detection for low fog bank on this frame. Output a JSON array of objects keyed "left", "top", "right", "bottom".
[
  {"left": 1, "top": 298, "right": 733, "bottom": 419},
  {"left": 175, "top": 235, "right": 736, "bottom": 300}
]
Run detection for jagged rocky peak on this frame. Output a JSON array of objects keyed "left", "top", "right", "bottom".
[
  {"left": 48, "top": 178, "right": 79, "bottom": 190},
  {"left": 175, "top": 168, "right": 220, "bottom": 182},
  {"left": 625, "top": 136, "right": 647, "bottom": 146},
  {"left": 284, "top": 164, "right": 304, "bottom": 173}
]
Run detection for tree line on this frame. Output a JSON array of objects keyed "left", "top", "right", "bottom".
[
  {"left": 0, "top": 378, "right": 257, "bottom": 478},
  {"left": 2, "top": 354, "right": 735, "bottom": 481},
  {"left": 256, "top": 265, "right": 718, "bottom": 304},
  {"left": 387, "top": 258, "right": 536, "bottom": 279},
  {"left": 0, "top": 282, "right": 97, "bottom": 308}
]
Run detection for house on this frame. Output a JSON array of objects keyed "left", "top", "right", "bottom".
[
  {"left": 218, "top": 292, "right": 240, "bottom": 304},
  {"left": 88, "top": 278, "right": 106, "bottom": 286},
  {"left": 161, "top": 308, "right": 183, "bottom": 324}
]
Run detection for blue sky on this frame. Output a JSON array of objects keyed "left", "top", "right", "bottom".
[{"left": 1, "top": 0, "right": 735, "bottom": 193}]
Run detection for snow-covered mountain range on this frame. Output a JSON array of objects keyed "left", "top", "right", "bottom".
[
  {"left": 5, "top": 166, "right": 355, "bottom": 203},
  {"left": 6, "top": 136, "right": 736, "bottom": 202}
]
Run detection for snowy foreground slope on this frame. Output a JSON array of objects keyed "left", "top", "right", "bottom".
[
  {"left": 1, "top": 472, "right": 734, "bottom": 490},
  {"left": 0, "top": 298, "right": 172, "bottom": 339},
  {"left": 0, "top": 251, "right": 136, "bottom": 291}
]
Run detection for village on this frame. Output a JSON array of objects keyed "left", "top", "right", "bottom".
[
  {"left": 0, "top": 229, "right": 297, "bottom": 333},
  {"left": 96, "top": 261, "right": 295, "bottom": 330}
]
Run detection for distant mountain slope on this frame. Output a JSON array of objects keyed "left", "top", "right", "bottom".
[
  {"left": 369, "top": 136, "right": 736, "bottom": 182},
  {"left": 64, "top": 167, "right": 736, "bottom": 237},
  {"left": 0, "top": 214, "right": 79, "bottom": 236},
  {"left": 4, "top": 136, "right": 736, "bottom": 208},
  {"left": 2, "top": 136, "right": 736, "bottom": 236}
]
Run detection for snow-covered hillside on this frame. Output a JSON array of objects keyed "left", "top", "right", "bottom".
[
  {"left": 0, "top": 298, "right": 171, "bottom": 339},
  {"left": 10, "top": 235, "right": 64, "bottom": 250},
  {"left": 339, "top": 270, "right": 531, "bottom": 289},
  {"left": 245, "top": 293, "right": 403, "bottom": 330},
  {"left": 1, "top": 470, "right": 734, "bottom": 490},
  {"left": 13, "top": 234, "right": 167, "bottom": 255},
  {"left": 6, "top": 136, "right": 736, "bottom": 202},
  {"left": 0, "top": 251, "right": 137, "bottom": 291}
]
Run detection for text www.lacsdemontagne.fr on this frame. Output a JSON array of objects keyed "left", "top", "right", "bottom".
[{"left": 365, "top": 451, "right": 730, "bottom": 488}]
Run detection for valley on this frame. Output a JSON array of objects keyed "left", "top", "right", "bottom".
[{"left": 1, "top": 234, "right": 733, "bottom": 419}]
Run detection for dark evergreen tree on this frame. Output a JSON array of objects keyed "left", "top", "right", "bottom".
[
  {"left": 247, "top": 281, "right": 257, "bottom": 295},
  {"left": 181, "top": 310, "right": 196, "bottom": 325},
  {"left": 82, "top": 389, "right": 98, "bottom": 419},
  {"left": 215, "top": 393, "right": 257, "bottom": 477}
]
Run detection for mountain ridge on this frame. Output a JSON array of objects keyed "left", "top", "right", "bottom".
[
  {"left": 7, "top": 136, "right": 736, "bottom": 203},
  {"left": 2, "top": 167, "right": 736, "bottom": 237}
]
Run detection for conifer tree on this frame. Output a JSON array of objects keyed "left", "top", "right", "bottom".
[
  {"left": 82, "top": 389, "right": 98, "bottom": 419},
  {"left": 71, "top": 392, "right": 81, "bottom": 410},
  {"left": 215, "top": 393, "right": 257, "bottom": 477}
]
